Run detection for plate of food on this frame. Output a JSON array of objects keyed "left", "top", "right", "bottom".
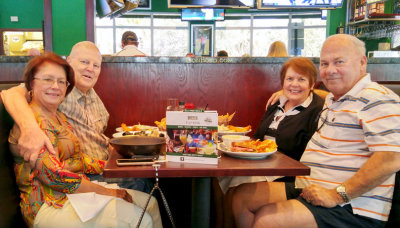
[
  {"left": 217, "top": 139, "right": 277, "bottom": 160},
  {"left": 154, "top": 118, "right": 166, "bottom": 131},
  {"left": 116, "top": 123, "right": 158, "bottom": 132},
  {"left": 218, "top": 125, "right": 252, "bottom": 136},
  {"left": 113, "top": 130, "right": 166, "bottom": 138}
]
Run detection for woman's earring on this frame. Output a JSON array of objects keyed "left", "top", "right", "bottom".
[{"left": 28, "top": 90, "right": 33, "bottom": 98}]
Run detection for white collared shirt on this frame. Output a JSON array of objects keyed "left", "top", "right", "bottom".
[{"left": 268, "top": 93, "right": 313, "bottom": 130}]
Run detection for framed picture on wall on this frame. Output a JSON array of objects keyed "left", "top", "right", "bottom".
[
  {"left": 191, "top": 24, "right": 214, "bottom": 57},
  {"left": 136, "top": 0, "right": 151, "bottom": 10}
]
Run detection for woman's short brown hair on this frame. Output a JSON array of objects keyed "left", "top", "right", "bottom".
[
  {"left": 279, "top": 57, "right": 318, "bottom": 88},
  {"left": 24, "top": 52, "right": 75, "bottom": 96}
]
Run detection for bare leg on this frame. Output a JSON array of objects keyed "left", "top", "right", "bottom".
[
  {"left": 232, "top": 181, "right": 286, "bottom": 228},
  {"left": 253, "top": 199, "right": 317, "bottom": 228}
]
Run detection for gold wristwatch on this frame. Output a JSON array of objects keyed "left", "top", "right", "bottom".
[{"left": 336, "top": 184, "right": 350, "bottom": 203}]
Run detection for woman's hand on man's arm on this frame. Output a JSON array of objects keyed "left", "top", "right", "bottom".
[{"left": 1, "top": 86, "right": 56, "bottom": 167}]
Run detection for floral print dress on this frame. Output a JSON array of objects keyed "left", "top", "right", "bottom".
[{"left": 8, "top": 103, "right": 105, "bottom": 227}]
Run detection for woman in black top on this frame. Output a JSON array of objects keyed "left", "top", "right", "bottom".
[
  {"left": 216, "top": 57, "right": 325, "bottom": 226},
  {"left": 254, "top": 57, "right": 324, "bottom": 171}
]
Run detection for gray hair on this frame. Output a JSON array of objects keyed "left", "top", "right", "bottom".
[
  {"left": 324, "top": 34, "right": 366, "bottom": 57},
  {"left": 69, "top": 41, "right": 101, "bottom": 57}
]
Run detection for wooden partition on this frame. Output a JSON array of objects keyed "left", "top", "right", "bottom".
[
  {"left": 1, "top": 56, "right": 400, "bottom": 137},
  {"left": 95, "top": 58, "right": 286, "bottom": 137}
]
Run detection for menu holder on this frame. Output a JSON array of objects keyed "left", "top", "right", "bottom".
[{"left": 165, "top": 110, "right": 219, "bottom": 165}]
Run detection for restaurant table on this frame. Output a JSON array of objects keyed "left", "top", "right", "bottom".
[{"left": 104, "top": 150, "right": 310, "bottom": 228}]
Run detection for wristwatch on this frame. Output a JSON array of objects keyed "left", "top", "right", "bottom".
[{"left": 336, "top": 185, "right": 350, "bottom": 203}]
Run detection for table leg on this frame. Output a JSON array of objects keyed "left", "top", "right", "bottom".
[{"left": 191, "top": 177, "right": 211, "bottom": 228}]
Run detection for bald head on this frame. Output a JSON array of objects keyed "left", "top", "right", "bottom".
[
  {"left": 319, "top": 34, "right": 368, "bottom": 100},
  {"left": 323, "top": 34, "right": 366, "bottom": 57},
  {"left": 69, "top": 41, "right": 101, "bottom": 59}
]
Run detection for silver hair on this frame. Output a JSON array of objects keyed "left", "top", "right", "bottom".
[
  {"left": 324, "top": 34, "right": 366, "bottom": 57},
  {"left": 69, "top": 41, "right": 101, "bottom": 57}
]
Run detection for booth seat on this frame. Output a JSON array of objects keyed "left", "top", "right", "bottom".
[
  {"left": 383, "top": 82, "right": 400, "bottom": 227},
  {"left": 0, "top": 82, "right": 399, "bottom": 227},
  {"left": 0, "top": 93, "right": 26, "bottom": 227}
]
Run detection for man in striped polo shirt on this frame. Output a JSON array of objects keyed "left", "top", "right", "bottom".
[{"left": 232, "top": 34, "right": 400, "bottom": 228}]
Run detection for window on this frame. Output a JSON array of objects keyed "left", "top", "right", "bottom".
[
  {"left": 95, "top": 13, "right": 189, "bottom": 56},
  {"left": 94, "top": 12, "right": 326, "bottom": 57}
]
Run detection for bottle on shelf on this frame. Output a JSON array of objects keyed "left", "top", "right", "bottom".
[
  {"left": 360, "top": 0, "right": 366, "bottom": 19},
  {"left": 354, "top": 0, "right": 360, "bottom": 21},
  {"left": 337, "top": 22, "right": 345, "bottom": 34}
]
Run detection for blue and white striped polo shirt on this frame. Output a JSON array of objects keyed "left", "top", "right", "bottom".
[{"left": 296, "top": 74, "right": 400, "bottom": 221}]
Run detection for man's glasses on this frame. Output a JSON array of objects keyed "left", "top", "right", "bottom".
[
  {"left": 315, "top": 107, "right": 335, "bottom": 132},
  {"left": 34, "top": 77, "right": 70, "bottom": 88}
]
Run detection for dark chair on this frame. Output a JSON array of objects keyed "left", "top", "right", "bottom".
[
  {"left": 0, "top": 94, "right": 26, "bottom": 227},
  {"left": 382, "top": 82, "right": 400, "bottom": 227},
  {"left": 387, "top": 172, "right": 400, "bottom": 227}
]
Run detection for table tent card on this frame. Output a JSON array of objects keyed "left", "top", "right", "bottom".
[{"left": 166, "top": 110, "right": 218, "bottom": 164}]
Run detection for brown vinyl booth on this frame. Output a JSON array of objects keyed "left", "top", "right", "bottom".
[
  {"left": 0, "top": 60, "right": 399, "bottom": 226},
  {"left": 0, "top": 90, "right": 26, "bottom": 227}
]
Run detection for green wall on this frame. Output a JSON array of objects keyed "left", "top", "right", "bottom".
[
  {"left": 52, "top": 0, "right": 87, "bottom": 55},
  {"left": 0, "top": 0, "right": 43, "bottom": 29},
  {"left": 0, "top": 0, "right": 396, "bottom": 55},
  {"left": 326, "top": 0, "right": 348, "bottom": 36}
]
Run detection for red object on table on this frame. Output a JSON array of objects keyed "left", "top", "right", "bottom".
[{"left": 184, "top": 103, "right": 195, "bottom": 109}]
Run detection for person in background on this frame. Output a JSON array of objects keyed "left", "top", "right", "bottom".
[
  {"left": 217, "top": 50, "right": 228, "bottom": 57},
  {"left": 186, "top": 52, "right": 195, "bottom": 57},
  {"left": 113, "top": 31, "right": 146, "bottom": 56},
  {"left": 1, "top": 41, "right": 153, "bottom": 193},
  {"left": 8, "top": 52, "right": 159, "bottom": 227},
  {"left": 232, "top": 34, "right": 400, "bottom": 228},
  {"left": 27, "top": 48, "right": 41, "bottom": 56},
  {"left": 199, "top": 34, "right": 207, "bottom": 55},
  {"left": 267, "top": 41, "right": 288, "bottom": 57}
]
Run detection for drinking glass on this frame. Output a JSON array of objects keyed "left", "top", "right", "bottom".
[{"left": 166, "top": 98, "right": 179, "bottom": 111}]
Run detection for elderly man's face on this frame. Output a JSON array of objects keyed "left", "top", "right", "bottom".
[
  {"left": 319, "top": 38, "right": 367, "bottom": 100},
  {"left": 67, "top": 46, "right": 102, "bottom": 94}
]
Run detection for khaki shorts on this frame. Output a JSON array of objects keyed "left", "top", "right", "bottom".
[{"left": 34, "top": 189, "right": 162, "bottom": 228}]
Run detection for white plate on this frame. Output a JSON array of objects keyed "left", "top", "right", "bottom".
[
  {"left": 217, "top": 144, "right": 276, "bottom": 160},
  {"left": 116, "top": 125, "right": 158, "bottom": 132},
  {"left": 113, "top": 132, "right": 134, "bottom": 138},
  {"left": 112, "top": 131, "right": 167, "bottom": 138},
  {"left": 218, "top": 129, "right": 251, "bottom": 136}
]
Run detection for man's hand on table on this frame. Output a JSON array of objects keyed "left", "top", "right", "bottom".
[
  {"left": 300, "top": 184, "right": 342, "bottom": 208},
  {"left": 18, "top": 124, "right": 56, "bottom": 167},
  {"left": 265, "top": 90, "right": 283, "bottom": 110}
]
